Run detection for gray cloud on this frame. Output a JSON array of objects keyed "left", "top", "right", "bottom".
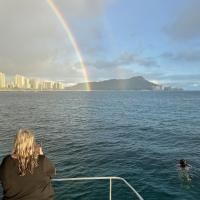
[
  {"left": 161, "top": 50, "right": 200, "bottom": 62},
  {"left": 157, "top": 74, "right": 200, "bottom": 81},
  {"left": 89, "top": 66, "right": 135, "bottom": 82},
  {"left": 0, "top": 0, "right": 114, "bottom": 82},
  {"left": 0, "top": 0, "right": 71, "bottom": 75},
  {"left": 142, "top": 73, "right": 200, "bottom": 90},
  {"left": 164, "top": 0, "right": 200, "bottom": 41},
  {"left": 90, "top": 52, "right": 159, "bottom": 69},
  {"left": 144, "top": 72, "right": 200, "bottom": 83},
  {"left": 56, "top": 0, "right": 115, "bottom": 19},
  {"left": 56, "top": 0, "right": 115, "bottom": 55}
]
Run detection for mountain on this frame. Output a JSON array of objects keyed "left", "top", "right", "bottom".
[{"left": 65, "top": 76, "right": 182, "bottom": 91}]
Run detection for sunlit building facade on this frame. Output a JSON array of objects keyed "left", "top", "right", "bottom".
[
  {"left": 53, "top": 82, "right": 65, "bottom": 90},
  {"left": 7, "top": 81, "right": 15, "bottom": 89},
  {"left": 30, "top": 79, "right": 39, "bottom": 90},
  {"left": 24, "top": 78, "right": 31, "bottom": 89},
  {"left": 0, "top": 72, "right": 6, "bottom": 88},
  {"left": 0, "top": 73, "right": 65, "bottom": 90},
  {"left": 15, "top": 75, "right": 25, "bottom": 89},
  {"left": 43, "top": 81, "right": 54, "bottom": 90}
]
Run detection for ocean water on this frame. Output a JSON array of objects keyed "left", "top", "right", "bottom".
[{"left": 0, "top": 91, "right": 200, "bottom": 200}]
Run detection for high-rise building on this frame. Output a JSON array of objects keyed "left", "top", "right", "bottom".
[
  {"left": 43, "top": 81, "right": 54, "bottom": 90},
  {"left": 24, "top": 78, "right": 31, "bottom": 89},
  {"left": 53, "top": 82, "right": 64, "bottom": 90},
  {"left": 30, "top": 79, "right": 39, "bottom": 90},
  {"left": 7, "top": 81, "right": 15, "bottom": 89},
  {"left": 0, "top": 72, "right": 6, "bottom": 88},
  {"left": 15, "top": 75, "right": 25, "bottom": 88}
]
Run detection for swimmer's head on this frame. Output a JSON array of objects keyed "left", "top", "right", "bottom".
[{"left": 180, "top": 159, "right": 187, "bottom": 168}]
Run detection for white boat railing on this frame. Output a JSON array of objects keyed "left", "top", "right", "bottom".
[{"left": 52, "top": 176, "right": 144, "bottom": 200}]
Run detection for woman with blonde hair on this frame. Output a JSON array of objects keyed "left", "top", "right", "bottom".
[{"left": 0, "top": 129, "right": 55, "bottom": 200}]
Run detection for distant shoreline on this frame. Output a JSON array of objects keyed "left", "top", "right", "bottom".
[
  {"left": 0, "top": 89, "right": 67, "bottom": 92},
  {"left": 0, "top": 76, "right": 186, "bottom": 91},
  {"left": 0, "top": 89, "right": 198, "bottom": 92}
]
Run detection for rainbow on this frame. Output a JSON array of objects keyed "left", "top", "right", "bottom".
[{"left": 47, "top": 0, "right": 91, "bottom": 91}]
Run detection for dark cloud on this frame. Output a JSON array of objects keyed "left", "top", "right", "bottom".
[
  {"left": 161, "top": 50, "right": 200, "bottom": 62},
  {"left": 144, "top": 73, "right": 200, "bottom": 83},
  {"left": 164, "top": 0, "right": 200, "bottom": 41},
  {"left": 56, "top": 0, "right": 115, "bottom": 19},
  {"left": 90, "top": 52, "right": 159, "bottom": 69},
  {"left": 52, "top": 0, "right": 115, "bottom": 56},
  {"left": 89, "top": 66, "right": 135, "bottom": 82},
  {"left": 0, "top": 0, "right": 71, "bottom": 75},
  {"left": 0, "top": 0, "right": 114, "bottom": 82}
]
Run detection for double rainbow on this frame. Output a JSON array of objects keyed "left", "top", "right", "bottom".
[{"left": 47, "top": 0, "right": 91, "bottom": 91}]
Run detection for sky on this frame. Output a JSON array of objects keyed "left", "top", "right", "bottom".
[{"left": 0, "top": 0, "right": 200, "bottom": 90}]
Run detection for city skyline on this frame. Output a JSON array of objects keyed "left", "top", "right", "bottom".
[
  {"left": 0, "top": 0, "right": 200, "bottom": 90},
  {"left": 0, "top": 72, "right": 65, "bottom": 90}
]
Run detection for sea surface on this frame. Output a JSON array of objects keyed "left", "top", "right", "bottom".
[{"left": 0, "top": 91, "right": 200, "bottom": 200}]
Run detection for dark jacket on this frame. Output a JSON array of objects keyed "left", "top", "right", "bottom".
[{"left": 0, "top": 155, "right": 55, "bottom": 200}]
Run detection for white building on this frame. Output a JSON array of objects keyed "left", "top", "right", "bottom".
[
  {"left": 15, "top": 75, "right": 25, "bottom": 88},
  {"left": 43, "top": 81, "right": 54, "bottom": 90},
  {"left": 0, "top": 72, "right": 6, "bottom": 88},
  {"left": 24, "top": 78, "right": 31, "bottom": 89},
  {"left": 7, "top": 81, "right": 15, "bottom": 89},
  {"left": 30, "top": 79, "right": 40, "bottom": 90},
  {"left": 53, "top": 82, "right": 64, "bottom": 90}
]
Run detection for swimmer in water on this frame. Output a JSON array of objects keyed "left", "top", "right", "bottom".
[
  {"left": 178, "top": 159, "right": 192, "bottom": 182},
  {"left": 179, "top": 159, "right": 190, "bottom": 169}
]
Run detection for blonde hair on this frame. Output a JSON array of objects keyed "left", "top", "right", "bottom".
[{"left": 12, "top": 129, "right": 38, "bottom": 176}]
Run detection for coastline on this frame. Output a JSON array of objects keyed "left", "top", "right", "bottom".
[{"left": 0, "top": 89, "right": 193, "bottom": 92}]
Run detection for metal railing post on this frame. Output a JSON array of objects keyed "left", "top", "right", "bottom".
[{"left": 109, "top": 178, "right": 112, "bottom": 200}]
